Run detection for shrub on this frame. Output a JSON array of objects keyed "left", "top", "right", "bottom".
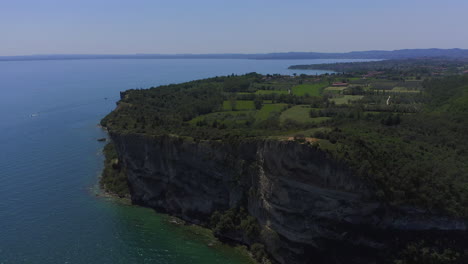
[
  {"left": 210, "top": 207, "right": 260, "bottom": 240},
  {"left": 394, "top": 242, "right": 461, "bottom": 264},
  {"left": 100, "top": 143, "right": 129, "bottom": 197},
  {"left": 251, "top": 243, "right": 268, "bottom": 263}
]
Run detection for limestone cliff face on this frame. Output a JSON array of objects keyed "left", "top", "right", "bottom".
[{"left": 110, "top": 133, "right": 467, "bottom": 264}]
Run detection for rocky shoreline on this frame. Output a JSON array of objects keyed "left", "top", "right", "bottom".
[{"left": 99, "top": 140, "right": 264, "bottom": 263}]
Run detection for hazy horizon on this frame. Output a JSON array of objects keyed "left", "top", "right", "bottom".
[
  {"left": 2, "top": 0, "right": 467, "bottom": 56},
  {"left": 2, "top": 48, "right": 468, "bottom": 57}
]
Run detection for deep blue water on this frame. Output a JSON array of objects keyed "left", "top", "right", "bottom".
[{"left": 0, "top": 58, "right": 368, "bottom": 263}]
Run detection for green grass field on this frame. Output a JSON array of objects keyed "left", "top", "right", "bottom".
[
  {"left": 373, "top": 89, "right": 419, "bottom": 94},
  {"left": 255, "top": 90, "right": 288, "bottom": 95},
  {"left": 280, "top": 105, "right": 331, "bottom": 124},
  {"left": 252, "top": 82, "right": 291, "bottom": 89},
  {"left": 370, "top": 80, "right": 400, "bottom": 90},
  {"left": 324, "top": 86, "right": 348, "bottom": 94},
  {"left": 291, "top": 82, "right": 327, "bottom": 96},
  {"left": 255, "top": 103, "right": 287, "bottom": 121},
  {"left": 325, "top": 86, "right": 348, "bottom": 91},
  {"left": 222, "top": 100, "right": 255, "bottom": 111},
  {"left": 391, "top": 87, "right": 421, "bottom": 93},
  {"left": 330, "top": 95, "right": 364, "bottom": 105}
]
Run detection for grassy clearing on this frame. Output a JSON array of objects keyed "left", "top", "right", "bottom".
[
  {"left": 349, "top": 79, "right": 369, "bottom": 85},
  {"left": 325, "top": 86, "right": 348, "bottom": 92},
  {"left": 252, "top": 82, "right": 291, "bottom": 90},
  {"left": 324, "top": 86, "right": 347, "bottom": 94},
  {"left": 373, "top": 89, "right": 420, "bottom": 94},
  {"left": 255, "top": 90, "right": 288, "bottom": 95},
  {"left": 256, "top": 103, "right": 287, "bottom": 121},
  {"left": 292, "top": 82, "right": 327, "bottom": 96},
  {"left": 330, "top": 95, "right": 364, "bottom": 105},
  {"left": 392, "top": 87, "right": 421, "bottom": 93},
  {"left": 280, "top": 105, "right": 331, "bottom": 124},
  {"left": 317, "top": 139, "right": 338, "bottom": 151},
  {"left": 364, "top": 111, "right": 385, "bottom": 115},
  {"left": 370, "top": 81, "right": 400, "bottom": 90},
  {"left": 222, "top": 100, "right": 255, "bottom": 111},
  {"left": 402, "top": 80, "right": 423, "bottom": 89}
]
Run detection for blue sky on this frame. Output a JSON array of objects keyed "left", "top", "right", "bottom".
[{"left": 1, "top": 0, "right": 467, "bottom": 55}]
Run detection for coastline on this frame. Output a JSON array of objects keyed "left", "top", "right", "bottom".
[{"left": 96, "top": 142, "right": 260, "bottom": 264}]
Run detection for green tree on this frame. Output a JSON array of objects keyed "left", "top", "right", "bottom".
[
  {"left": 254, "top": 99, "right": 263, "bottom": 110},
  {"left": 229, "top": 97, "right": 237, "bottom": 111}
]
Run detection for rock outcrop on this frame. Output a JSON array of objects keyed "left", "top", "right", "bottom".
[{"left": 110, "top": 132, "right": 467, "bottom": 264}]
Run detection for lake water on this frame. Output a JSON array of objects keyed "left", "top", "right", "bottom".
[{"left": 0, "top": 58, "right": 369, "bottom": 263}]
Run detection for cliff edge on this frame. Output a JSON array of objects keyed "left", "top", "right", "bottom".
[{"left": 107, "top": 133, "right": 467, "bottom": 264}]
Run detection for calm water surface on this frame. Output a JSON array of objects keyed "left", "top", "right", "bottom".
[{"left": 0, "top": 59, "right": 368, "bottom": 263}]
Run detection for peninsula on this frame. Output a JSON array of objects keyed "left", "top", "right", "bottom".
[{"left": 101, "top": 58, "right": 468, "bottom": 264}]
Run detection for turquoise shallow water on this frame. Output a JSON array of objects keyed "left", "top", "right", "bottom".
[{"left": 0, "top": 58, "right": 368, "bottom": 263}]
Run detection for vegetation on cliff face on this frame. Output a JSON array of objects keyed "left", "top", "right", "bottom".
[
  {"left": 100, "top": 143, "right": 129, "bottom": 197},
  {"left": 394, "top": 241, "right": 466, "bottom": 264},
  {"left": 210, "top": 208, "right": 271, "bottom": 264},
  {"left": 210, "top": 207, "right": 261, "bottom": 241}
]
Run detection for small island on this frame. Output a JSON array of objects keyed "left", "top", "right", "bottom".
[{"left": 101, "top": 58, "right": 468, "bottom": 264}]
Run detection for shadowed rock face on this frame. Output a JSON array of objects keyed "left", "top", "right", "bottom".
[{"left": 110, "top": 133, "right": 467, "bottom": 264}]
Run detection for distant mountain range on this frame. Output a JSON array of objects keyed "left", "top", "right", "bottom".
[{"left": 2, "top": 49, "right": 468, "bottom": 61}]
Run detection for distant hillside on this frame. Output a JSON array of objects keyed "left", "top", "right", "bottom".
[
  {"left": 2, "top": 48, "right": 468, "bottom": 62},
  {"left": 252, "top": 48, "right": 468, "bottom": 59},
  {"left": 289, "top": 58, "right": 468, "bottom": 73}
]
